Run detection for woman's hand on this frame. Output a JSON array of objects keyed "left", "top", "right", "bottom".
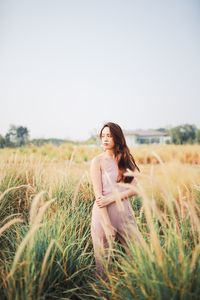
[{"left": 96, "top": 195, "right": 114, "bottom": 208}]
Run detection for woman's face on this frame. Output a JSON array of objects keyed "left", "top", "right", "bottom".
[{"left": 101, "top": 126, "right": 115, "bottom": 151}]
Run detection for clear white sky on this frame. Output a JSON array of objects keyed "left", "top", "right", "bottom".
[{"left": 0, "top": 0, "right": 200, "bottom": 141}]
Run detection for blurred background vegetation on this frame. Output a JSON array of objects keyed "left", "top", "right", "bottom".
[{"left": 1, "top": 123, "right": 200, "bottom": 148}]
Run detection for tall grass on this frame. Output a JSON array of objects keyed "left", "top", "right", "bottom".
[
  {"left": 0, "top": 145, "right": 199, "bottom": 299},
  {"left": 1, "top": 143, "right": 200, "bottom": 165}
]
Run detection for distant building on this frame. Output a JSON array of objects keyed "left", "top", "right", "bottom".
[{"left": 124, "top": 129, "right": 171, "bottom": 146}]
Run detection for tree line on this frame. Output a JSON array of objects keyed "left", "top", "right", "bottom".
[
  {"left": 0, "top": 124, "right": 200, "bottom": 148},
  {"left": 0, "top": 125, "right": 72, "bottom": 148}
]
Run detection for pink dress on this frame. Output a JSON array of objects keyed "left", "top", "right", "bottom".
[{"left": 90, "top": 155, "right": 140, "bottom": 276}]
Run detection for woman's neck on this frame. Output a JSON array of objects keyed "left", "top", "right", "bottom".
[{"left": 104, "top": 149, "right": 115, "bottom": 158}]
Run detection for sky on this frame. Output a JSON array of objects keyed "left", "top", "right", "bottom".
[{"left": 0, "top": 0, "right": 200, "bottom": 141}]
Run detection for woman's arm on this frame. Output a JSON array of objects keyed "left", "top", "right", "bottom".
[
  {"left": 96, "top": 178, "right": 137, "bottom": 208},
  {"left": 90, "top": 156, "right": 115, "bottom": 235}
]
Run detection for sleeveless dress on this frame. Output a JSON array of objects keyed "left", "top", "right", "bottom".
[{"left": 90, "top": 154, "right": 140, "bottom": 276}]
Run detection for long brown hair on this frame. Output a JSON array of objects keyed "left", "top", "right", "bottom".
[{"left": 100, "top": 122, "right": 140, "bottom": 183}]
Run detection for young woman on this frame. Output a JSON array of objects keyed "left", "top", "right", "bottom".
[{"left": 90, "top": 122, "right": 142, "bottom": 277}]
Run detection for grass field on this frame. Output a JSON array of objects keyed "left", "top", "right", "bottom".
[{"left": 0, "top": 144, "right": 200, "bottom": 299}]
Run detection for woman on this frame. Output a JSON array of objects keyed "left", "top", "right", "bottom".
[{"left": 90, "top": 122, "right": 141, "bottom": 277}]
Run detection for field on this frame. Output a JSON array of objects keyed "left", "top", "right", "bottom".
[{"left": 0, "top": 144, "right": 200, "bottom": 300}]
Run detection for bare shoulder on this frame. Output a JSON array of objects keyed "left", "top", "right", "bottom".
[{"left": 91, "top": 153, "right": 104, "bottom": 166}]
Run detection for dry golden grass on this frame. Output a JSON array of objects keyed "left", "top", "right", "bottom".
[
  {"left": 1, "top": 143, "right": 200, "bottom": 164},
  {"left": 0, "top": 144, "right": 200, "bottom": 208}
]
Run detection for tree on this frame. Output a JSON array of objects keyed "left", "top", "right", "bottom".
[
  {"left": 5, "top": 125, "right": 17, "bottom": 147},
  {"left": 16, "top": 126, "right": 29, "bottom": 146},
  {"left": 5, "top": 125, "right": 29, "bottom": 147},
  {"left": 170, "top": 124, "right": 197, "bottom": 144},
  {"left": 195, "top": 129, "right": 200, "bottom": 144},
  {"left": 0, "top": 135, "right": 6, "bottom": 148}
]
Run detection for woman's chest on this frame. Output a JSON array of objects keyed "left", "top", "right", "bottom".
[{"left": 100, "top": 159, "right": 118, "bottom": 181}]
